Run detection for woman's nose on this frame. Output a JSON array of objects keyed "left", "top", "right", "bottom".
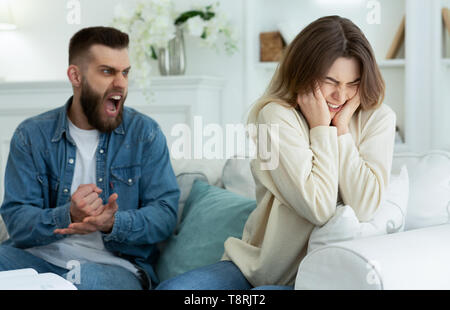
[{"left": 332, "top": 88, "right": 348, "bottom": 105}]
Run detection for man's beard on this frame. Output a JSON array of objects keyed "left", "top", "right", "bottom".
[{"left": 79, "top": 79, "right": 126, "bottom": 133}]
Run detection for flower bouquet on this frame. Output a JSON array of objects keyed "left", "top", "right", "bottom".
[{"left": 112, "top": 0, "right": 238, "bottom": 88}]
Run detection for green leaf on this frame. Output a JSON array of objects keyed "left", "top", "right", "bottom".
[
  {"left": 174, "top": 10, "right": 204, "bottom": 25},
  {"left": 174, "top": 8, "right": 216, "bottom": 25},
  {"left": 150, "top": 46, "right": 158, "bottom": 60},
  {"left": 203, "top": 11, "right": 215, "bottom": 21}
]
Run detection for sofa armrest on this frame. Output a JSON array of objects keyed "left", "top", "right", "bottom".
[{"left": 295, "top": 224, "right": 450, "bottom": 290}]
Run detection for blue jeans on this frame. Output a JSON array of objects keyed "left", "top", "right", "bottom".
[
  {"left": 155, "top": 261, "right": 293, "bottom": 290},
  {"left": 0, "top": 245, "right": 143, "bottom": 290}
]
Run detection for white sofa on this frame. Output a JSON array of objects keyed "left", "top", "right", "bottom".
[
  {"left": 1, "top": 150, "right": 449, "bottom": 290},
  {"left": 169, "top": 150, "right": 450, "bottom": 290},
  {"left": 296, "top": 150, "right": 450, "bottom": 290}
]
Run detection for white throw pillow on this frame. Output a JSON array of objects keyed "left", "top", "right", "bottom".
[
  {"left": 393, "top": 151, "right": 450, "bottom": 231},
  {"left": 307, "top": 166, "right": 409, "bottom": 253}
]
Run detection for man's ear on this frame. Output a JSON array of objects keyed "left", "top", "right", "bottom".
[{"left": 67, "top": 65, "right": 82, "bottom": 87}]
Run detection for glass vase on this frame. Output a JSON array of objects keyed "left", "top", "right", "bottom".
[{"left": 158, "top": 26, "right": 186, "bottom": 76}]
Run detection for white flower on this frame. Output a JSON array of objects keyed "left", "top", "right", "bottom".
[
  {"left": 130, "top": 19, "right": 147, "bottom": 38},
  {"left": 114, "top": 2, "right": 136, "bottom": 20},
  {"left": 111, "top": 0, "right": 238, "bottom": 96},
  {"left": 187, "top": 15, "right": 206, "bottom": 37},
  {"left": 141, "top": 0, "right": 173, "bottom": 22}
]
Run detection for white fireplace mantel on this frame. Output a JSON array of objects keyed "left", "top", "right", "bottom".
[
  {"left": 0, "top": 76, "right": 225, "bottom": 204},
  {"left": 0, "top": 75, "right": 225, "bottom": 135}
]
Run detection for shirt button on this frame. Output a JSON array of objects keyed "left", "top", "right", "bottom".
[
  {"left": 99, "top": 149, "right": 104, "bottom": 154},
  {"left": 63, "top": 188, "right": 69, "bottom": 193},
  {"left": 128, "top": 179, "right": 132, "bottom": 184},
  {"left": 68, "top": 158, "right": 74, "bottom": 164},
  {"left": 98, "top": 178, "right": 103, "bottom": 182}
]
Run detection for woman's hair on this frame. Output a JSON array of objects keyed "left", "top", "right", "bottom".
[{"left": 248, "top": 15, "right": 385, "bottom": 123}]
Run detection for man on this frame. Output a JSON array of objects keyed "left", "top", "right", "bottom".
[{"left": 0, "top": 26, "right": 180, "bottom": 290}]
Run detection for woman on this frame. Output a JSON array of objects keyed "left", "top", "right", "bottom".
[{"left": 156, "top": 15, "right": 396, "bottom": 290}]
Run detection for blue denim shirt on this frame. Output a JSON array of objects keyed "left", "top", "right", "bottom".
[{"left": 0, "top": 97, "right": 180, "bottom": 287}]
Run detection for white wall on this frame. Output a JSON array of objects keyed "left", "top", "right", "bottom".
[
  {"left": 0, "top": 0, "right": 449, "bottom": 151},
  {"left": 0, "top": 0, "right": 246, "bottom": 125},
  {"left": 441, "top": 0, "right": 450, "bottom": 150}
]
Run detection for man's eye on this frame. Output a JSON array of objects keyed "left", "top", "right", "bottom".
[
  {"left": 123, "top": 71, "right": 129, "bottom": 77},
  {"left": 102, "top": 69, "right": 112, "bottom": 74}
]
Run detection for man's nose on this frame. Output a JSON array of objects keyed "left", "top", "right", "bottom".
[{"left": 112, "top": 73, "right": 127, "bottom": 90}]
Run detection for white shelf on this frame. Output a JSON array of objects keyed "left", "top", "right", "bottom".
[
  {"left": 256, "top": 62, "right": 278, "bottom": 71},
  {"left": 378, "top": 59, "right": 405, "bottom": 68},
  {"left": 257, "top": 59, "right": 405, "bottom": 72}
]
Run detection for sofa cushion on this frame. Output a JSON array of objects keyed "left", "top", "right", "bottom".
[
  {"left": 307, "top": 166, "right": 409, "bottom": 253},
  {"left": 175, "top": 172, "right": 208, "bottom": 228},
  {"left": 222, "top": 157, "right": 256, "bottom": 199},
  {"left": 392, "top": 151, "right": 450, "bottom": 230},
  {"left": 170, "top": 157, "right": 227, "bottom": 227},
  {"left": 155, "top": 179, "right": 256, "bottom": 283},
  {"left": 170, "top": 158, "right": 227, "bottom": 188}
]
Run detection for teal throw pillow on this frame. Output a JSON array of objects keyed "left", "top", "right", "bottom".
[{"left": 155, "top": 179, "right": 256, "bottom": 283}]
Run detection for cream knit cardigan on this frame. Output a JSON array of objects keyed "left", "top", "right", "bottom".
[{"left": 223, "top": 100, "right": 396, "bottom": 287}]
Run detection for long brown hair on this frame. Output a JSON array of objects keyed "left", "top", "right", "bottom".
[{"left": 248, "top": 15, "right": 385, "bottom": 123}]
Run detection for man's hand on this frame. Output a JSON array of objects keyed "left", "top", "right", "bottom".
[
  {"left": 54, "top": 193, "right": 119, "bottom": 235},
  {"left": 69, "top": 184, "right": 104, "bottom": 223},
  {"left": 331, "top": 91, "right": 361, "bottom": 136}
]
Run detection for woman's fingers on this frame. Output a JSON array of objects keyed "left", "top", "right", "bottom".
[
  {"left": 313, "top": 83, "right": 326, "bottom": 102},
  {"left": 297, "top": 86, "right": 331, "bottom": 128}
]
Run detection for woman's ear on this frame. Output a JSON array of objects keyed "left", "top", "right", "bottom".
[{"left": 67, "top": 65, "right": 82, "bottom": 87}]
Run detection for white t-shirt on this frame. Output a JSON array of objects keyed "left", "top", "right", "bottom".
[{"left": 26, "top": 119, "right": 139, "bottom": 276}]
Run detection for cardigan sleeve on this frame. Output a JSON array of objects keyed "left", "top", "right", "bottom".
[
  {"left": 337, "top": 106, "right": 397, "bottom": 222},
  {"left": 257, "top": 104, "right": 339, "bottom": 226}
]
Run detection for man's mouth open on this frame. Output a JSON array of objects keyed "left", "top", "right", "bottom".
[{"left": 105, "top": 94, "right": 122, "bottom": 117}]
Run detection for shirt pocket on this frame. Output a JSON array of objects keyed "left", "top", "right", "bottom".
[
  {"left": 110, "top": 165, "right": 141, "bottom": 210},
  {"left": 37, "top": 173, "right": 59, "bottom": 208},
  {"left": 111, "top": 164, "right": 141, "bottom": 186}
]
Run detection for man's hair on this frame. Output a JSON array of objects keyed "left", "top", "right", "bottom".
[{"left": 68, "top": 26, "right": 129, "bottom": 65}]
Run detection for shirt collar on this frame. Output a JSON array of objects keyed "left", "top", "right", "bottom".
[{"left": 51, "top": 97, "right": 73, "bottom": 144}]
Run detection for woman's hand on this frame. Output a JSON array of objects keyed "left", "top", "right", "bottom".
[
  {"left": 331, "top": 91, "right": 361, "bottom": 136},
  {"left": 297, "top": 86, "right": 332, "bottom": 129}
]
